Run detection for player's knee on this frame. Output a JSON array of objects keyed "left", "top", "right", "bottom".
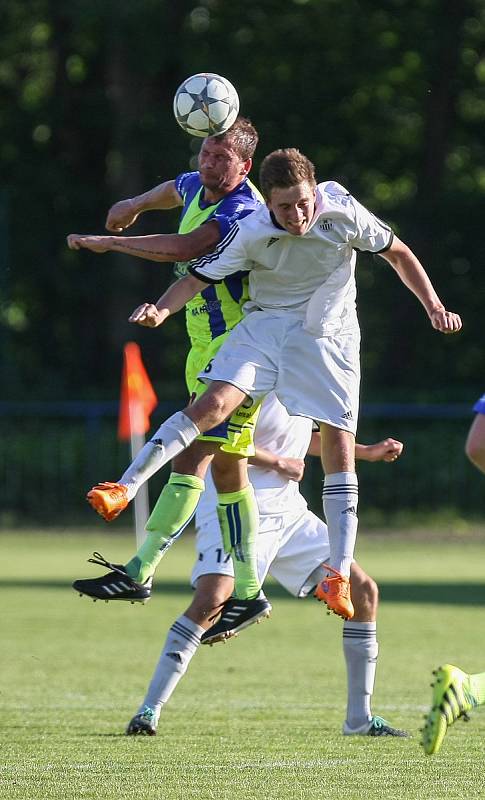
[
  {"left": 192, "top": 387, "right": 232, "bottom": 429},
  {"left": 211, "top": 452, "right": 246, "bottom": 492}
]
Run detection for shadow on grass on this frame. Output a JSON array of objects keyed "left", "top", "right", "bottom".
[{"left": 1, "top": 579, "right": 484, "bottom": 605}]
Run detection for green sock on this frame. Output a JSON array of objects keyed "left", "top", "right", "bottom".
[
  {"left": 125, "top": 472, "right": 204, "bottom": 583},
  {"left": 217, "top": 484, "right": 260, "bottom": 600},
  {"left": 469, "top": 671, "right": 485, "bottom": 705}
]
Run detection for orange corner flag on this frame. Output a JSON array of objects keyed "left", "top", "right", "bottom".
[{"left": 118, "top": 342, "right": 158, "bottom": 441}]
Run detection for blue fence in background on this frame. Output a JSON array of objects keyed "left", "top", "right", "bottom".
[{"left": 0, "top": 401, "right": 482, "bottom": 526}]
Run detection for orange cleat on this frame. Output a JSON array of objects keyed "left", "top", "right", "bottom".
[
  {"left": 86, "top": 482, "right": 129, "bottom": 521},
  {"left": 314, "top": 564, "right": 354, "bottom": 620}
]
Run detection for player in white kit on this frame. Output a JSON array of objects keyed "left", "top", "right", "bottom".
[
  {"left": 126, "top": 392, "right": 408, "bottom": 739},
  {"left": 79, "top": 147, "right": 461, "bottom": 623}
]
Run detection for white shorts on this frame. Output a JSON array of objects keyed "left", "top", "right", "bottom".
[
  {"left": 190, "top": 507, "right": 330, "bottom": 598},
  {"left": 199, "top": 310, "right": 360, "bottom": 433}
]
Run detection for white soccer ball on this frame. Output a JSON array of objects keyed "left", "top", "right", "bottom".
[{"left": 173, "top": 73, "right": 240, "bottom": 138}]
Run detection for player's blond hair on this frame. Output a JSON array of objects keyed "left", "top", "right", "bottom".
[{"left": 259, "top": 148, "right": 316, "bottom": 199}]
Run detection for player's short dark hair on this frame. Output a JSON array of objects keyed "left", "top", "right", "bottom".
[
  {"left": 259, "top": 148, "right": 316, "bottom": 199},
  {"left": 213, "top": 116, "right": 259, "bottom": 161}
]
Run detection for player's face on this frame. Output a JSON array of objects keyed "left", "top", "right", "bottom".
[
  {"left": 198, "top": 138, "right": 251, "bottom": 196},
  {"left": 266, "top": 182, "right": 316, "bottom": 236}
]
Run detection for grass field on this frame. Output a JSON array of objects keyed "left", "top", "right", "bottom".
[{"left": 2, "top": 526, "right": 485, "bottom": 800}]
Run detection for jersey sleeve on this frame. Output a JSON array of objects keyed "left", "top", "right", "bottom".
[
  {"left": 348, "top": 196, "right": 394, "bottom": 253},
  {"left": 174, "top": 171, "right": 197, "bottom": 201},
  {"left": 210, "top": 184, "right": 261, "bottom": 239},
  {"left": 473, "top": 394, "right": 485, "bottom": 414},
  {"left": 188, "top": 220, "right": 251, "bottom": 284}
]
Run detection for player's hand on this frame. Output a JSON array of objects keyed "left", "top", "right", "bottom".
[
  {"left": 364, "top": 438, "right": 403, "bottom": 463},
  {"left": 106, "top": 199, "right": 139, "bottom": 232},
  {"left": 275, "top": 457, "right": 305, "bottom": 481},
  {"left": 67, "top": 234, "right": 110, "bottom": 253},
  {"left": 129, "top": 303, "right": 165, "bottom": 328},
  {"left": 430, "top": 309, "right": 462, "bottom": 334}
]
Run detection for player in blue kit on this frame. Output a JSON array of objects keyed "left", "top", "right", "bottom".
[
  {"left": 465, "top": 394, "right": 485, "bottom": 473},
  {"left": 69, "top": 118, "right": 271, "bottom": 625}
]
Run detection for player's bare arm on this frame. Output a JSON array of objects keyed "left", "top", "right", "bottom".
[
  {"left": 66, "top": 220, "right": 221, "bottom": 263},
  {"left": 308, "top": 433, "right": 403, "bottom": 463},
  {"left": 249, "top": 449, "right": 306, "bottom": 481},
  {"left": 379, "top": 236, "right": 462, "bottom": 334},
  {"left": 106, "top": 180, "right": 183, "bottom": 232},
  {"left": 356, "top": 438, "right": 403, "bottom": 463},
  {"left": 130, "top": 274, "right": 209, "bottom": 329}
]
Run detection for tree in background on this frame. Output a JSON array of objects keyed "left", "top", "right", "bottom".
[{"left": 0, "top": 0, "right": 484, "bottom": 402}]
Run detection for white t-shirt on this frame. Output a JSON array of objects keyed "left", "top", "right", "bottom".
[
  {"left": 196, "top": 392, "right": 312, "bottom": 526},
  {"left": 190, "top": 181, "right": 393, "bottom": 337}
]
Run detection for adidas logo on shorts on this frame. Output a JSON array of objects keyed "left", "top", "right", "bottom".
[{"left": 341, "top": 410, "right": 353, "bottom": 420}]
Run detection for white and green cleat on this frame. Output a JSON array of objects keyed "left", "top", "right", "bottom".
[
  {"left": 126, "top": 705, "right": 158, "bottom": 736},
  {"left": 421, "top": 664, "right": 478, "bottom": 755}
]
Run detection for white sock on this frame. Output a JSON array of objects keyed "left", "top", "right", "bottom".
[
  {"left": 140, "top": 614, "right": 204, "bottom": 718},
  {"left": 119, "top": 411, "right": 200, "bottom": 501},
  {"left": 322, "top": 472, "right": 358, "bottom": 576},
  {"left": 342, "top": 621, "right": 378, "bottom": 730}
]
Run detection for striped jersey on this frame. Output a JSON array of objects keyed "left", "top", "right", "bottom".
[
  {"left": 173, "top": 171, "right": 263, "bottom": 346},
  {"left": 189, "top": 181, "right": 394, "bottom": 337}
]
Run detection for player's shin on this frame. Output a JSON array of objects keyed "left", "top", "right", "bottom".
[
  {"left": 143, "top": 615, "right": 205, "bottom": 716},
  {"left": 322, "top": 472, "right": 359, "bottom": 577},
  {"left": 125, "top": 473, "right": 204, "bottom": 582},
  {"left": 342, "top": 622, "right": 378, "bottom": 730},
  {"left": 217, "top": 484, "right": 260, "bottom": 599},
  {"left": 119, "top": 411, "right": 201, "bottom": 500}
]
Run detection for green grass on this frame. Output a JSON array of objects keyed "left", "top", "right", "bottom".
[{"left": 2, "top": 527, "right": 485, "bottom": 800}]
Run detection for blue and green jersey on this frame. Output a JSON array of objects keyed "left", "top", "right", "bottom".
[{"left": 173, "top": 171, "right": 262, "bottom": 346}]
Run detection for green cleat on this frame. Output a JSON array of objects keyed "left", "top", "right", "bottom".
[{"left": 421, "top": 664, "right": 477, "bottom": 755}]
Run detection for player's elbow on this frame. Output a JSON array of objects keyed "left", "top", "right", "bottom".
[
  {"left": 178, "top": 227, "right": 219, "bottom": 261},
  {"left": 465, "top": 439, "right": 485, "bottom": 473}
]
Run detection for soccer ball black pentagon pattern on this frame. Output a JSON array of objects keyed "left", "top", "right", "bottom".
[{"left": 173, "top": 73, "right": 240, "bottom": 138}]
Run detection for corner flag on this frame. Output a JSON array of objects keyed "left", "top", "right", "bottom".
[
  {"left": 118, "top": 342, "right": 158, "bottom": 546},
  {"left": 118, "top": 342, "right": 158, "bottom": 441}
]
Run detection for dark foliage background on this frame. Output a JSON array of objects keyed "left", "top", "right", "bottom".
[{"left": 1, "top": 0, "right": 484, "bottom": 406}]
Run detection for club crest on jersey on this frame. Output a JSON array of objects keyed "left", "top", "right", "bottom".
[
  {"left": 266, "top": 237, "right": 279, "bottom": 248},
  {"left": 318, "top": 219, "right": 333, "bottom": 231}
]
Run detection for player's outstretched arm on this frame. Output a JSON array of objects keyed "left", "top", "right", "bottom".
[
  {"left": 379, "top": 236, "right": 462, "bottom": 334},
  {"left": 66, "top": 221, "right": 221, "bottom": 264},
  {"left": 307, "top": 433, "right": 403, "bottom": 463},
  {"left": 355, "top": 438, "right": 403, "bottom": 462},
  {"left": 129, "top": 274, "right": 209, "bottom": 329},
  {"left": 105, "top": 180, "right": 182, "bottom": 232},
  {"left": 249, "top": 449, "right": 306, "bottom": 481}
]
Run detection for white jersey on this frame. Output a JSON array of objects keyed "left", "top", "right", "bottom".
[
  {"left": 190, "top": 181, "right": 393, "bottom": 337},
  {"left": 196, "top": 392, "right": 312, "bottom": 527}
]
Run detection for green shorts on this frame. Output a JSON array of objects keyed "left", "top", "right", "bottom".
[{"left": 185, "top": 335, "right": 261, "bottom": 458}]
